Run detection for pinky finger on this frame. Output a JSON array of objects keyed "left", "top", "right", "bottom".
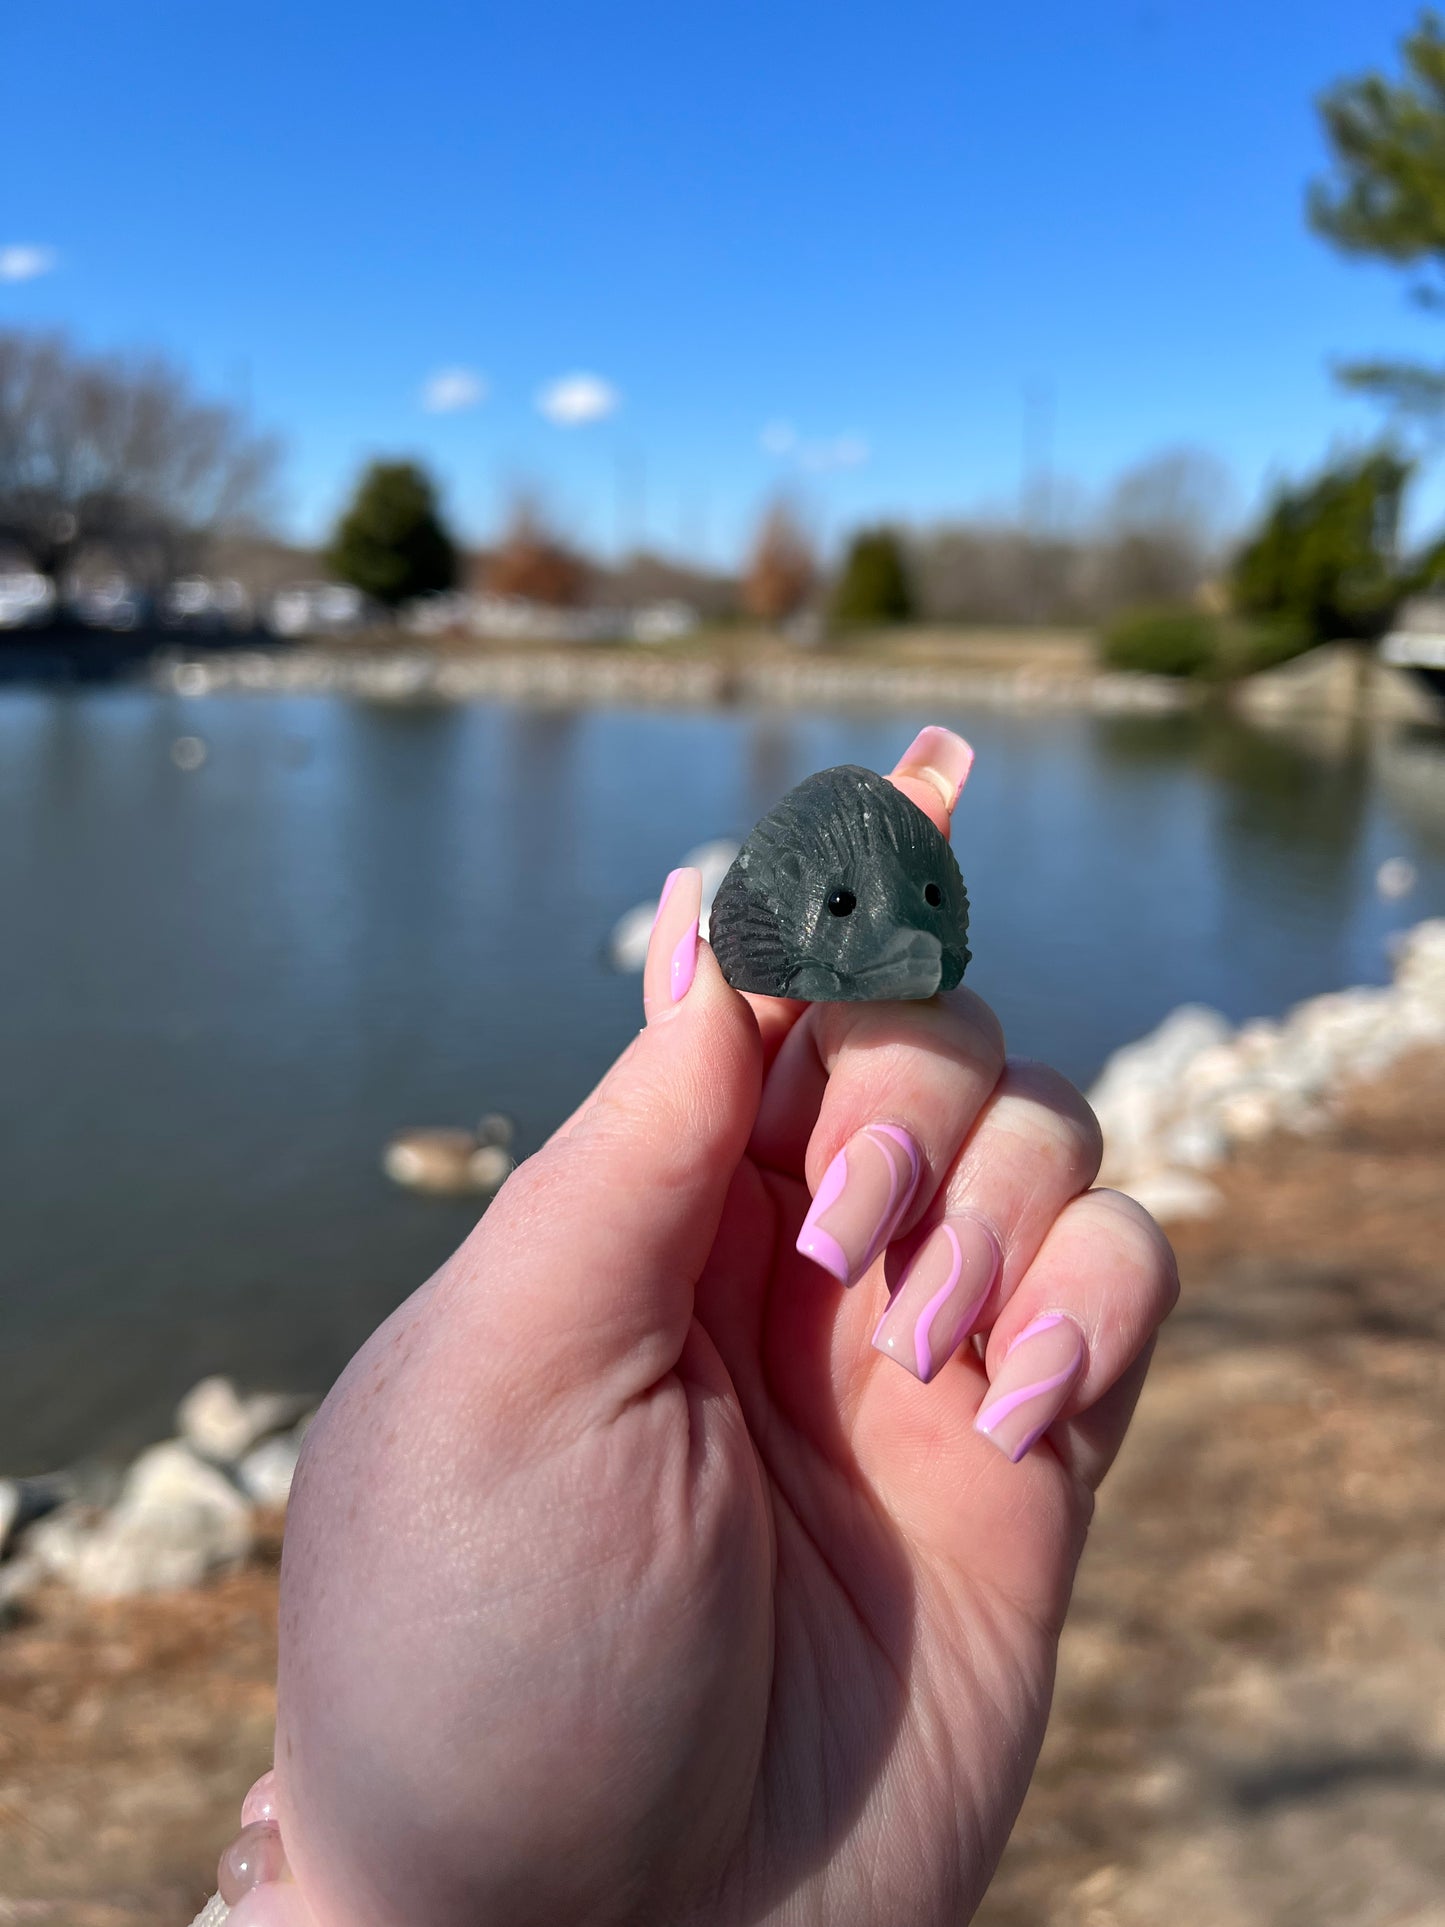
[{"left": 973, "top": 1188, "right": 1178, "bottom": 1486}]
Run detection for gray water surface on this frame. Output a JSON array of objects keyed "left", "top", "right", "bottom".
[{"left": 4, "top": 692, "right": 1444, "bottom": 1471}]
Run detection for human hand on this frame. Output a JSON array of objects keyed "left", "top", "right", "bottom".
[{"left": 226, "top": 726, "right": 1176, "bottom": 1927}]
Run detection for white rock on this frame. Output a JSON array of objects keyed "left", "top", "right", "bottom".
[
  {"left": 0, "top": 1553, "right": 44, "bottom": 1614},
  {"left": 26, "top": 1506, "right": 106, "bottom": 1587},
  {"left": 32, "top": 1442, "right": 256, "bottom": 1599},
  {"left": 1217, "top": 1086, "right": 1282, "bottom": 1143},
  {"left": 238, "top": 1432, "right": 302, "bottom": 1508},
  {"left": 189, "top": 1891, "right": 232, "bottom": 1927},
  {"left": 1086, "top": 918, "right": 1445, "bottom": 1197},
  {"left": 1160, "top": 1113, "right": 1230, "bottom": 1170},
  {"left": 177, "top": 1376, "right": 310, "bottom": 1464},
  {"left": 1178, "top": 1041, "right": 1252, "bottom": 1101},
  {"left": 82, "top": 1516, "right": 216, "bottom": 1596},
  {"left": 1089, "top": 1004, "right": 1233, "bottom": 1179},
  {"left": 122, "top": 1439, "right": 247, "bottom": 1516},
  {"left": 1120, "top": 1169, "right": 1224, "bottom": 1222},
  {"left": 1234, "top": 1019, "right": 1283, "bottom": 1063},
  {"left": 1112, "top": 1003, "right": 1234, "bottom": 1083}
]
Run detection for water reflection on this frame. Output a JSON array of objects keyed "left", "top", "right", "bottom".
[{"left": 1, "top": 692, "right": 1441, "bottom": 1471}]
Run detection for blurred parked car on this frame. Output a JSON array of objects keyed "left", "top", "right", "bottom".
[
  {"left": 160, "top": 576, "right": 253, "bottom": 633},
  {"left": 268, "top": 582, "right": 370, "bottom": 637},
  {"left": 66, "top": 575, "right": 149, "bottom": 632},
  {"left": 0, "top": 572, "right": 58, "bottom": 630},
  {"left": 630, "top": 599, "right": 699, "bottom": 644}
]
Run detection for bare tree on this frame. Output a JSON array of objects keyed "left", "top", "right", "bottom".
[
  {"left": 0, "top": 330, "right": 282, "bottom": 585},
  {"left": 904, "top": 448, "right": 1237, "bottom": 626},
  {"left": 484, "top": 498, "right": 593, "bottom": 607},
  {"left": 742, "top": 500, "right": 817, "bottom": 624},
  {"left": 1090, "top": 446, "right": 1236, "bottom": 611},
  {"left": 906, "top": 523, "right": 1093, "bottom": 626}
]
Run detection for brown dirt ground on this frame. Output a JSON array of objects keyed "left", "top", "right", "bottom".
[{"left": 2, "top": 1054, "right": 1443, "bottom": 1927}]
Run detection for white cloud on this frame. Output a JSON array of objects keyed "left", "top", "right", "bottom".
[
  {"left": 760, "top": 419, "right": 798, "bottom": 456},
  {"left": 799, "top": 434, "right": 871, "bottom": 473},
  {"left": 829, "top": 434, "right": 870, "bottom": 469},
  {"left": 421, "top": 367, "right": 488, "bottom": 414},
  {"left": 0, "top": 245, "right": 58, "bottom": 283},
  {"left": 537, "top": 372, "right": 619, "bottom": 426}
]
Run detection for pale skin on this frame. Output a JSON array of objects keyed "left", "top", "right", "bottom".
[{"left": 221, "top": 727, "right": 1177, "bottom": 1927}]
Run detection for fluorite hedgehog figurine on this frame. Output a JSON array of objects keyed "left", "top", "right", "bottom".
[{"left": 709, "top": 764, "right": 970, "bottom": 1002}]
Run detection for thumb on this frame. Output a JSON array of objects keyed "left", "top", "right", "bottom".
[{"left": 465, "top": 867, "right": 763, "bottom": 1401}]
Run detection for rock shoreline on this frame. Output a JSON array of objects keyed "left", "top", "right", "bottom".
[
  {"left": 152, "top": 644, "right": 1194, "bottom": 713},
  {"left": 1087, "top": 918, "right": 1445, "bottom": 1222},
  {"left": 1, "top": 1377, "right": 312, "bottom": 1608}
]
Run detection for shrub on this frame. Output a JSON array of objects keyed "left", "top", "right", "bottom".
[
  {"left": 1100, "top": 606, "right": 1219, "bottom": 677},
  {"left": 1214, "top": 615, "right": 1314, "bottom": 678},
  {"left": 832, "top": 528, "right": 913, "bottom": 624}
]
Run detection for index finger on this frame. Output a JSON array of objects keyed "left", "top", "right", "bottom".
[{"left": 742, "top": 724, "right": 975, "bottom": 1063}]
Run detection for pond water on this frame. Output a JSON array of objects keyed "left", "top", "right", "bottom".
[{"left": 4, "top": 690, "right": 1444, "bottom": 1471}]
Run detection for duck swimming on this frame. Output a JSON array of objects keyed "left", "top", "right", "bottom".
[{"left": 708, "top": 763, "right": 970, "bottom": 1002}]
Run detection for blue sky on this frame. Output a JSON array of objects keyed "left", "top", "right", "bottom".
[{"left": 2, "top": 0, "right": 1436, "bottom": 560}]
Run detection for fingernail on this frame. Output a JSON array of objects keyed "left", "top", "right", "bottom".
[
  {"left": 241, "top": 1768, "right": 277, "bottom": 1827},
  {"left": 872, "top": 1214, "right": 1000, "bottom": 1383},
  {"left": 796, "top": 1123, "right": 922, "bottom": 1287},
  {"left": 896, "top": 726, "right": 975, "bottom": 813},
  {"left": 643, "top": 866, "right": 701, "bottom": 1021},
  {"left": 218, "top": 1820, "right": 289, "bottom": 1905},
  {"left": 974, "top": 1312, "right": 1085, "bottom": 1463}
]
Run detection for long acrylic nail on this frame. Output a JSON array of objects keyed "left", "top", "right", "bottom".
[
  {"left": 218, "top": 1821, "right": 289, "bottom": 1905},
  {"left": 643, "top": 866, "right": 701, "bottom": 1022},
  {"left": 241, "top": 1769, "right": 277, "bottom": 1827},
  {"left": 974, "top": 1312, "right": 1085, "bottom": 1463},
  {"left": 872, "top": 1214, "right": 1000, "bottom": 1383},
  {"left": 796, "top": 1123, "right": 922, "bottom": 1287},
  {"left": 895, "top": 726, "right": 975, "bottom": 813}
]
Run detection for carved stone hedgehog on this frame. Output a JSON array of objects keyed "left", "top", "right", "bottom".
[{"left": 709, "top": 764, "right": 970, "bottom": 1002}]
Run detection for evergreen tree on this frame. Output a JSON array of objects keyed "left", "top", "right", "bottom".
[
  {"left": 1310, "top": 13, "right": 1445, "bottom": 418},
  {"left": 831, "top": 528, "right": 913, "bottom": 624},
  {"left": 1232, "top": 451, "right": 1410, "bottom": 641},
  {"left": 329, "top": 461, "right": 457, "bottom": 607}
]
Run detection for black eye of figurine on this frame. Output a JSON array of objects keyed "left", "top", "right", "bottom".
[
  {"left": 924, "top": 881, "right": 943, "bottom": 907},
  {"left": 826, "top": 888, "right": 857, "bottom": 918}
]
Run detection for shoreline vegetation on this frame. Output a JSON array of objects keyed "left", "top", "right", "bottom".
[
  {"left": 147, "top": 626, "right": 1445, "bottom": 723},
  {"left": 4, "top": 934, "right": 1445, "bottom": 1921}
]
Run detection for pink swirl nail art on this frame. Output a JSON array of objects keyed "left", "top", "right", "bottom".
[
  {"left": 796, "top": 1122, "right": 922, "bottom": 1287},
  {"left": 974, "top": 1311, "right": 1085, "bottom": 1462},
  {"left": 872, "top": 1214, "right": 1000, "bottom": 1383}
]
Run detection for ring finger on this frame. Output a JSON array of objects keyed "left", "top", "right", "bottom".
[{"left": 863, "top": 1058, "right": 1103, "bottom": 1388}]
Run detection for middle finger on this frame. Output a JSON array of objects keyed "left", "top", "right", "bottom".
[{"left": 751, "top": 986, "right": 1007, "bottom": 1287}]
